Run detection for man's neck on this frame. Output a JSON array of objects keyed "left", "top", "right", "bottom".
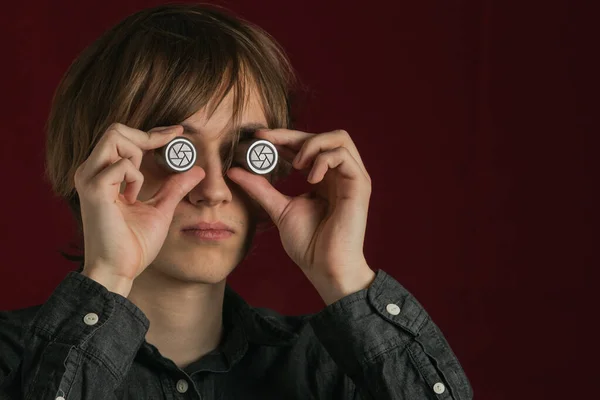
[{"left": 127, "top": 266, "right": 227, "bottom": 369}]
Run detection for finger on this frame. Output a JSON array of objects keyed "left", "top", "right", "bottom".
[
  {"left": 119, "top": 123, "right": 183, "bottom": 151},
  {"left": 86, "top": 158, "right": 144, "bottom": 205},
  {"left": 80, "top": 131, "right": 144, "bottom": 183},
  {"left": 226, "top": 167, "right": 290, "bottom": 226},
  {"left": 254, "top": 128, "right": 315, "bottom": 151},
  {"left": 292, "top": 130, "right": 369, "bottom": 181},
  {"left": 148, "top": 166, "right": 206, "bottom": 216},
  {"left": 257, "top": 129, "right": 370, "bottom": 182},
  {"left": 81, "top": 123, "right": 181, "bottom": 182},
  {"left": 307, "top": 147, "right": 364, "bottom": 186}
]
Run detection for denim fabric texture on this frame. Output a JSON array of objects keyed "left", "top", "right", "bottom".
[{"left": 0, "top": 268, "right": 472, "bottom": 399}]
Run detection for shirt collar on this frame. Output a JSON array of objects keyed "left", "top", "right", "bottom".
[
  {"left": 223, "top": 282, "right": 300, "bottom": 347},
  {"left": 156, "top": 283, "right": 301, "bottom": 375},
  {"left": 125, "top": 270, "right": 300, "bottom": 374}
]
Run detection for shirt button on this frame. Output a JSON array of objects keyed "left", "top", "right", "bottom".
[
  {"left": 83, "top": 313, "right": 99, "bottom": 325},
  {"left": 386, "top": 303, "right": 401, "bottom": 315},
  {"left": 176, "top": 379, "right": 189, "bottom": 393},
  {"left": 433, "top": 382, "right": 445, "bottom": 394}
]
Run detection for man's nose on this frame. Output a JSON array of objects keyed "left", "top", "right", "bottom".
[{"left": 186, "top": 159, "right": 233, "bottom": 206}]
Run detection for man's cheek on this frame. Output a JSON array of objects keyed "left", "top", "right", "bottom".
[{"left": 234, "top": 186, "right": 269, "bottom": 225}]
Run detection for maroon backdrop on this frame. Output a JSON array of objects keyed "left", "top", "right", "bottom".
[{"left": 0, "top": 1, "right": 591, "bottom": 399}]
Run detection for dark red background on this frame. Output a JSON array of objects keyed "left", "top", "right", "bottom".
[{"left": 0, "top": 1, "right": 592, "bottom": 399}]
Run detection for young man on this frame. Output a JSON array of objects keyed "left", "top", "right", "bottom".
[{"left": 0, "top": 3, "right": 472, "bottom": 399}]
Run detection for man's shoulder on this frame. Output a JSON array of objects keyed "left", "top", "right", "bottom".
[
  {"left": 0, "top": 304, "right": 42, "bottom": 329},
  {"left": 0, "top": 303, "right": 43, "bottom": 353}
]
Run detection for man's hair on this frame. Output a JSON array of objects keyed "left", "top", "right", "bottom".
[{"left": 44, "top": 2, "right": 303, "bottom": 265}]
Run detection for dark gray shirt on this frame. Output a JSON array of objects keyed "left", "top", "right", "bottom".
[{"left": 0, "top": 267, "right": 472, "bottom": 399}]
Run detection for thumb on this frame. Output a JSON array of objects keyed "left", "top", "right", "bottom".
[
  {"left": 151, "top": 166, "right": 205, "bottom": 215},
  {"left": 226, "top": 167, "right": 290, "bottom": 225}
]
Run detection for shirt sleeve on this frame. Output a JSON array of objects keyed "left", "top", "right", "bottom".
[
  {"left": 309, "top": 269, "right": 473, "bottom": 400},
  {"left": 0, "top": 271, "right": 150, "bottom": 400}
]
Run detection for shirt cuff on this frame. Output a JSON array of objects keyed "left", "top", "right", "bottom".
[
  {"left": 27, "top": 271, "right": 150, "bottom": 378},
  {"left": 309, "top": 268, "right": 428, "bottom": 376}
]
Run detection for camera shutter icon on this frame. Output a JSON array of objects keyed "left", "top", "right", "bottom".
[
  {"left": 165, "top": 138, "right": 196, "bottom": 172},
  {"left": 247, "top": 140, "right": 278, "bottom": 174}
]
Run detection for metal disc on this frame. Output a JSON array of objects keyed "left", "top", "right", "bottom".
[
  {"left": 245, "top": 139, "right": 278, "bottom": 174},
  {"left": 165, "top": 137, "right": 196, "bottom": 172}
]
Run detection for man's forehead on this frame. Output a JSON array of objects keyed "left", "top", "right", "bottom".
[{"left": 179, "top": 103, "right": 267, "bottom": 143}]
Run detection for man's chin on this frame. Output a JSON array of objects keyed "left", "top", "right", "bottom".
[{"left": 148, "top": 253, "right": 239, "bottom": 285}]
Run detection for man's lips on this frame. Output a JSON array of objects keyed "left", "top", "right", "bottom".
[
  {"left": 182, "top": 229, "right": 233, "bottom": 240},
  {"left": 181, "top": 221, "right": 235, "bottom": 232}
]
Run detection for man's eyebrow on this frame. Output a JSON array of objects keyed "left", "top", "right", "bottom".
[
  {"left": 231, "top": 123, "right": 269, "bottom": 140},
  {"left": 179, "top": 122, "right": 268, "bottom": 145}
]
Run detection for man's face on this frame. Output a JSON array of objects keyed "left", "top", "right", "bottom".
[{"left": 135, "top": 87, "right": 268, "bottom": 284}]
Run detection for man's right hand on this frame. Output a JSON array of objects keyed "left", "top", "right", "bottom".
[{"left": 74, "top": 123, "right": 205, "bottom": 296}]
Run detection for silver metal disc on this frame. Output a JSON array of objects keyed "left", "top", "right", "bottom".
[
  {"left": 165, "top": 137, "right": 196, "bottom": 172},
  {"left": 246, "top": 139, "right": 278, "bottom": 174}
]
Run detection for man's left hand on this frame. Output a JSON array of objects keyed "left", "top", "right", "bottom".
[{"left": 227, "top": 128, "right": 376, "bottom": 305}]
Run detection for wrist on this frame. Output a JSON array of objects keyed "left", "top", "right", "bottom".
[
  {"left": 81, "top": 267, "right": 134, "bottom": 298},
  {"left": 311, "top": 265, "right": 376, "bottom": 306}
]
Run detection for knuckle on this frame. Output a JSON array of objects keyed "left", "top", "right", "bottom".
[
  {"left": 73, "top": 164, "right": 83, "bottom": 183},
  {"left": 335, "top": 129, "right": 349, "bottom": 138},
  {"left": 302, "top": 136, "right": 316, "bottom": 150},
  {"left": 74, "top": 162, "right": 89, "bottom": 188},
  {"left": 337, "top": 146, "right": 350, "bottom": 155},
  {"left": 98, "top": 131, "right": 119, "bottom": 151},
  {"left": 106, "top": 128, "right": 121, "bottom": 141},
  {"left": 108, "top": 122, "right": 124, "bottom": 132},
  {"left": 122, "top": 157, "right": 136, "bottom": 170},
  {"left": 315, "top": 151, "right": 327, "bottom": 162}
]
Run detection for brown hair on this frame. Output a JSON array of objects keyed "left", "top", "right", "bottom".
[{"left": 44, "top": 2, "right": 305, "bottom": 266}]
